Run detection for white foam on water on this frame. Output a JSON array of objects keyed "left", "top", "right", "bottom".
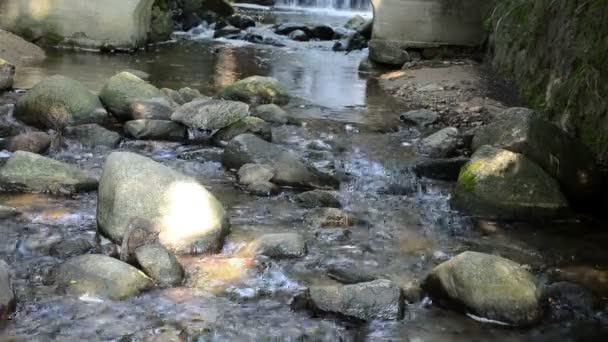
[{"left": 466, "top": 313, "right": 512, "bottom": 326}]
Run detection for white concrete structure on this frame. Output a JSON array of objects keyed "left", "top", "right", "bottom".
[{"left": 0, "top": 0, "right": 155, "bottom": 48}]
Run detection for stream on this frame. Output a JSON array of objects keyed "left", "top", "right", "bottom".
[{"left": 1, "top": 5, "right": 608, "bottom": 341}]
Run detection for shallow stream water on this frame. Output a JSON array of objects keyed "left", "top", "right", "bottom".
[{"left": 1, "top": 7, "right": 608, "bottom": 341}]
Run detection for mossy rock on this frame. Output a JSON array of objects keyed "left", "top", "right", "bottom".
[
  {"left": 99, "top": 72, "right": 162, "bottom": 119},
  {"left": 221, "top": 76, "right": 290, "bottom": 105},
  {"left": 453, "top": 145, "right": 568, "bottom": 220},
  {"left": 15, "top": 75, "right": 107, "bottom": 130},
  {"left": 212, "top": 116, "right": 272, "bottom": 145}
]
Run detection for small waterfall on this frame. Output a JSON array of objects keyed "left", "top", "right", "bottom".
[{"left": 276, "top": 0, "right": 371, "bottom": 11}]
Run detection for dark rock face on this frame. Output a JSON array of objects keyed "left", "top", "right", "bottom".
[{"left": 413, "top": 157, "right": 469, "bottom": 181}]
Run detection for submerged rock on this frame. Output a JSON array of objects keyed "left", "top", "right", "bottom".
[
  {"left": 171, "top": 99, "right": 249, "bottom": 131},
  {"left": 63, "top": 124, "right": 122, "bottom": 148},
  {"left": 0, "top": 58, "right": 15, "bottom": 90},
  {"left": 453, "top": 145, "right": 568, "bottom": 220},
  {"left": 305, "top": 208, "right": 353, "bottom": 228},
  {"left": 295, "top": 190, "right": 341, "bottom": 208},
  {"left": 5, "top": 132, "right": 51, "bottom": 154},
  {"left": 212, "top": 116, "right": 272, "bottom": 145},
  {"left": 418, "top": 127, "right": 459, "bottom": 158},
  {"left": 541, "top": 282, "right": 599, "bottom": 321},
  {"left": 0, "top": 151, "right": 98, "bottom": 194},
  {"left": 99, "top": 72, "right": 162, "bottom": 119},
  {"left": 295, "top": 279, "right": 403, "bottom": 321},
  {"left": 422, "top": 251, "right": 541, "bottom": 326},
  {"left": 248, "top": 233, "right": 307, "bottom": 259},
  {"left": 125, "top": 119, "right": 187, "bottom": 141},
  {"left": 0, "top": 260, "right": 15, "bottom": 320},
  {"left": 252, "top": 104, "right": 290, "bottom": 124},
  {"left": 53, "top": 254, "right": 152, "bottom": 300},
  {"left": 15, "top": 75, "right": 108, "bottom": 129},
  {"left": 472, "top": 107, "right": 601, "bottom": 203},
  {"left": 97, "top": 152, "right": 229, "bottom": 254},
  {"left": 221, "top": 76, "right": 290, "bottom": 105},
  {"left": 134, "top": 243, "right": 184, "bottom": 287},
  {"left": 130, "top": 97, "right": 175, "bottom": 120},
  {"left": 222, "top": 134, "right": 338, "bottom": 189}
]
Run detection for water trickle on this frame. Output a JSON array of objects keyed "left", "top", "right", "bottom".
[{"left": 276, "top": 0, "right": 372, "bottom": 11}]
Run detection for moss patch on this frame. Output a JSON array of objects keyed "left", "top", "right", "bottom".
[{"left": 457, "top": 161, "right": 482, "bottom": 192}]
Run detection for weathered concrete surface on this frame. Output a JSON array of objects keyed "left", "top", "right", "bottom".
[
  {"left": 371, "top": 0, "right": 491, "bottom": 48},
  {"left": 0, "top": 29, "right": 45, "bottom": 66},
  {"left": 0, "top": 0, "right": 154, "bottom": 48}
]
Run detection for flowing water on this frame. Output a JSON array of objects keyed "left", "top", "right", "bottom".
[{"left": 1, "top": 6, "right": 608, "bottom": 342}]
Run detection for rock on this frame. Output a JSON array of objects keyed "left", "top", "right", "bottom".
[
  {"left": 171, "top": 99, "right": 249, "bottom": 131},
  {"left": 295, "top": 190, "right": 340, "bottom": 208},
  {"left": 248, "top": 233, "right": 306, "bottom": 259},
  {"left": 234, "top": 0, "right": 275, "bottom": 6},
  {"left": 53, "top": 254, "right": 152, "bottom": 300},
  {"left": 0, "top": 58, "right": 15, "bottom": 90},
  {"left": 97, "top": 152, "right": 229, "bottom": 254},
  {"left": 0, "top": 205, "right": 20, "bottom": 219},
  {"left": 134, "top": 243, "right": 184, "bottom": 287},
  {"left": 227, "top": 14, "right": 255, "bottom": 30},
  {"left": 368, "top": 40, "right": 409, "bottom": 66},
  {"left": 214, "top": 25, "right": 241, "bottom": 38},
  {"left": 212, "top": 116, "right": 272, "bottom": 145},
  {"left": 49, "top": 239, "right": 92, "bottom": 259},
  {"left": 14, "top": 75, "right": 108, "bottom": 130},
  {"left": 274, "top": 23, "right": 312, "bottom": 36},
  {"left": 472, "top": 107, "right": 601, "bottom": 203},
  {"left": 417, "top": 127, "right": 460, "bottom": 158},
  {"left": 327, "top": 265, "right": 378, "bottom": 285},
  {"left": 161, "top": 88, "right": 186, "bottom": 105},
  {"left": 6, "top": 132, "right": 51, "bottom": 154},
  {"left": 130, "top": 97, "right": 175, "bottom": 120},
  {"left": 149, "top": 6, "right": 174, "bottom": 42},
  {"left": 344, "top": 15, "right": 367, "bottom": 31},
  {"left": 295, "top": 279, "right": 403, "bottom": 321},
  {"left": 453, "top": 145, "right": 569, "bottom": 220},
  {"left": 312, "top": 25, "right": 334, "bottom": 41},
  {"left": 221, "top": 76, "right": 290, "bottom": 105},
  {"left": 119, "top": 217, "right": 160, "bottom": 263},
  {"left": 99, "top": 72, "right": 163, "bottom": 119},
  {"left": 0, "top": 151, "right": 98, "bottom": 194},
  {"left": 177, "top": 148, "right": 223, "bottom": 162},
  {"left": 413, "top": 157, "right": 470, "bottom": 181},
  {"left": 422, "top": 251, "right": 541, "bottom": 326},
  {"left": 357, "top": 20, "right": 373, "bottom": 40},
  {"left": 246, "top": 181, "right": 280, "bottom": 197},
  {"left": 541, "top": 282, "right": 599, "bottom": 321},
  {"left": 178, "top": 87, "right": 207, "bottom": 103},
  {"left": 288, "top": 30, "right": 309, "bottom": 42},
  {"left": 305, "top": 208, "right": 353, "bottom": 228},
  {"left": 400, "top": 109, "right": 439, "bottom": 127},
  {"left": 345, "top": 32, "right": 367, "bottom": 52},
  {"left": 63, "top": 124, "right": 122, "bottom": 148},
  {"left": 222, "top": 134, "right": 339, "bottom": 189},
  {"left": 0, "top": 260, "right": 15, "bottom": 320},
  {"left": 122, "top": 69, "right": 150, "bottom": 81},
  {"left": 0, "top": 29, "right": 46, "bottom": 67},
  {"left": 183, "top": 12, "right": 203, "bottom": 31},
  {"left": 237, "top": 163, "right": 275, "bottom": 186},
  {"left": 125, "top": 119, "right": 187, "bottom": 142},
  {"left": 252, "top": 104, "right": 289, "bottom": 124}
]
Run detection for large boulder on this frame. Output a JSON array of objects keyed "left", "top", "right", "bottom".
[
  {"left": 0, "top": 260, "right": 15, "bottom": 320},
  {"left": 221, "top": 76, "right": 290, "bottom": 105},
  {"left": 63, "top": 124, "right": 122, "bottom": 148},
  {"left": 124, "top": 119, "right": 187, "bottom": 142},
  {"left": 423, "top": 251, "right": 541, "bottom": 326},
  {"left": 472, "top": 108, "right": 601, "bottom": 202},
  {"left": 0, "top": 151, "right": 98, "bottom": 194},
  {"left": 99, "top": 72, "right": 163, "bottom": 119},
  {"left": 295, "top": 279, "right": 403, "bottom": 321},
  {"left": 212, "top": 116, "right": 272, "bottom": 145},
  {"left": 97, "top": 152, "right": 229, "bottom": 254},
  {"left": 14, "top": 75, "right": 108, "bottom": 129},
  {"left": 0, "top": 58, "right": 15, "bottom": 90},
  {"left": 222, "top": 134, "right": 339, "bottom": 189},
  {"left": 453, "top": 145, "right": 568, "bottom": 220},
  {"left": 53, "top": 254, "right": 152, "bottom": 300},
  {"left": 171, "top": 99, "right": 249, "bottom": 131}
]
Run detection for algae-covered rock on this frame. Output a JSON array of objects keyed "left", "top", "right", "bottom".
[
  {"left": 171, "top": 99, "right": 249, "bottom": 131},
  {"left": 97, "top": 152, "right": 228, "bottom": 254},
  {"left": 212, "top": 116, "right": 272, "bottom": 145},
  {"left": 53, "top": 254, "right": 152, "bottom": 300},
  {"left": 0, "top": 151, "right": 98, "bottom": 194},
  {"left": 99, "top": 72, "right": 162, "bottom": 119},
  {"left": 453, "top": 145, "right": 568, "bottom": 220},
  {"left": 423, "top": 251, "right": 541, "bottom": 326},
  {"left": 15, "top": 75, "right": 107, "bottom": 129},
  {"left": 221, "top": 76, "right": 290, "bottom": 105}
]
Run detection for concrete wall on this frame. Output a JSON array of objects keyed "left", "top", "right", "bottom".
[
  {"left": 371, "top": 0, "right": 491, "bottom": 47},
  {"left": 0, "top": 0, "right": 155, "bottom": 48}
]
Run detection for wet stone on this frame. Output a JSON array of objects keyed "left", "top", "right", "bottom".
[
  {"left": 134, "top": 243, "right": 184, "bottom": 287},
  {"left": 177, "top": 148, "right": 224, "bottom": 162},
  {"left": 0, "top": 205, "right": 20, "bottom": 219},
  {"left": 400, "top": 109, "right": 439, "bottom": 127},
  {"left": 306, "top": 208, "right": 353, "bottom": 228},
  {"left": 120, "top": 217, "right": 160, "bottom": 263},
  {"left": 417, "top": 127, "right": 460, "bottom": 158},
  {"left": 252, "top": 104, "right": 290, "bottom": 124},
  {"left": 248, "top": 233, "right": 307, "bottom": 259},
  {"left": 295, "top": 190, "right": 341, "bottom": 208},
  {"left": 245, "top": 181, "right": 280, "bottom": 197},
  {"left": 5, "top": 132, "right": 51, "bottom": 154},
  {"left": 541, "top": 282, "right": 599, "bottom": 321},
  {"left": 63, "top": 124, "right": 122, "bottom": 148},
  {"left": 130, "top": 97, "right": 175, "bottom": 120},
  {"left": 237, "top": 163, "right": 275, "bottom": 186}
]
